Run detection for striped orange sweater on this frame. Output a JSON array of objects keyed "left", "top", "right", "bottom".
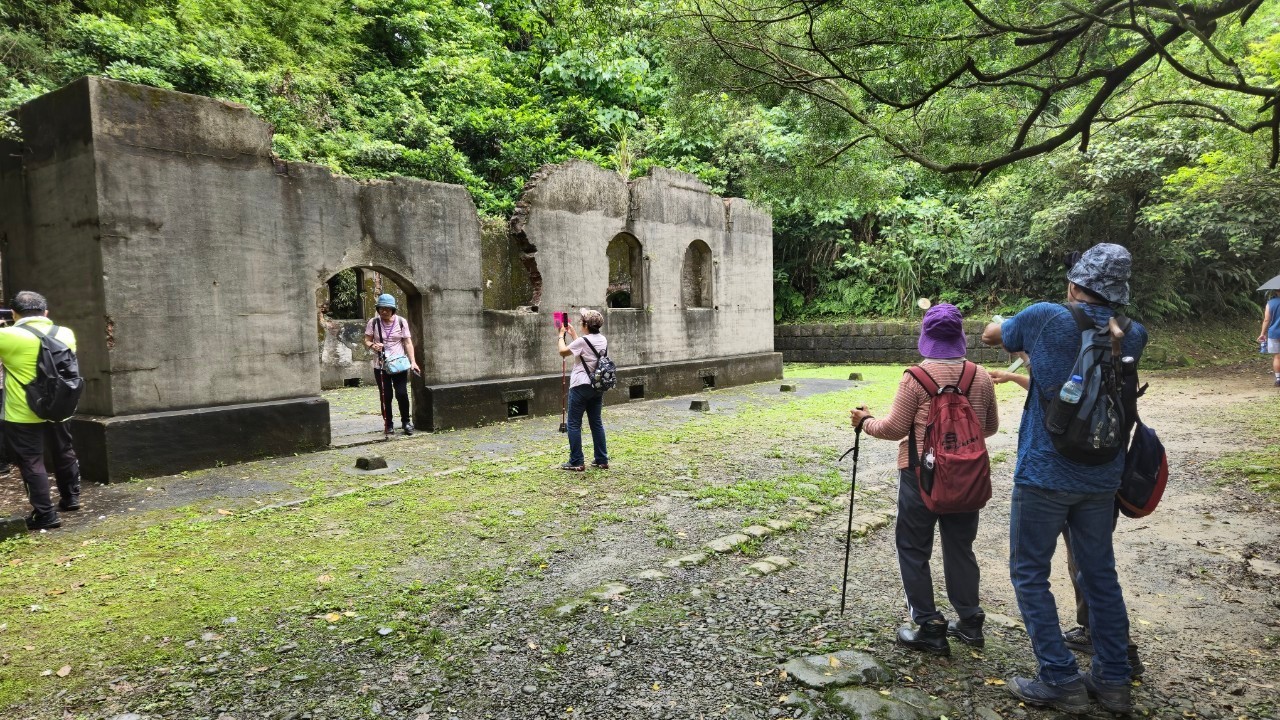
[{"left": 862, "top": 361, "right": 1000, "bottom": 470}]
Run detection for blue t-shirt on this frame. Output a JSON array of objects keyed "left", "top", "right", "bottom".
[
  {"left": 1268, "top": 297, "right": 1280, "bottom": 340},
  {"left": 1001, "top": 302, "right": 1148, "bottom": 493}
]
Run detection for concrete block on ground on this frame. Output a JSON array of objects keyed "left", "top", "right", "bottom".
[
  {"left": 848, "top": 372, "right": 863, "bottom": 381},
  {"left": 689, "top": 399, "right": 710, "bottom": 412},
  {"left": 355, "top": 456, "right": 388, "bottom": 470},
  {"left": 779, "top": 383, "right": 797, "bottom": 392},
  {"left": 1, "top": 515, "right": 28, "bottom": 540}
]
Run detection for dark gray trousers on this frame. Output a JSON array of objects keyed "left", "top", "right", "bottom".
[{"left": 896, "top": 469, "right": 983, "bottom": 624}]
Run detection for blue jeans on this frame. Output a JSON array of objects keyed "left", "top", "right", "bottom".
[
  {"left": 1009, "top": 484, "right": 1131, "bottom": 685},
  {"left": 566, "top": 384, "right": 607, "bottom": 466}
]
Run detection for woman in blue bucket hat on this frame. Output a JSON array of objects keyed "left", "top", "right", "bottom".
[{"left": 364, "top": 293, "right": 419, "bottom": 435}]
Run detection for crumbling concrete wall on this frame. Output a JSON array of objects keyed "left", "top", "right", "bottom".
[
  {"left": 504, "top": 161, "right": 775, "bottom": 371},
  {"left": 1, "top": 77, "right": 779, "bottom": 478}
]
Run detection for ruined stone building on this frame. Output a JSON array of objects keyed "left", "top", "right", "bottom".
[{"left": 0, "top": 78, "right": 780, "bottom": 482}]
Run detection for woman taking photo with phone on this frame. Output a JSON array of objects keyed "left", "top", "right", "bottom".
[
  {"left": 364, "top": 293, "right": 419, "bottom": 435},
  {"left": 557, "top": 308, "right": 609, "bottom": 471}
]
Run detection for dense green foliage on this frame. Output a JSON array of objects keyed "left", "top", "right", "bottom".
[
  {"left": 3, "top": 0, "right": 1279, "bottom": 322},
  {"left": 667, "top": 0, "right": 1280, "bottom": 322}
]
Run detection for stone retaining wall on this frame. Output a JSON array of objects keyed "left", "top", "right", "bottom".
[{"left": 775, "top": 321, "right": 1010, "bottom": 366}]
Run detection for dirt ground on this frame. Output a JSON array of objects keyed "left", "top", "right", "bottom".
[{"left": 2, "top": 362, "right": 1278, "bottom": 719}]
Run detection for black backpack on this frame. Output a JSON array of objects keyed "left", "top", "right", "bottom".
[
  {"left": 582, "top": 337, "right": 617, "bottom": 392},
  {"left": 1040, "top": 303, "right": 1131, "bottom": 466},
  {"left": 18, "top": 324, "right": 84, "bottom": 421}
]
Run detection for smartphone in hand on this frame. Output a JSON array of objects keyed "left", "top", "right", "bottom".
[{"left": 553, "top": 311, "right": 567, "bottom": 330}]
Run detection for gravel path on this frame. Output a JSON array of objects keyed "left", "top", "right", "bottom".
[{"left": 5, "top": 364, "right": 1278, "bottom": 720}]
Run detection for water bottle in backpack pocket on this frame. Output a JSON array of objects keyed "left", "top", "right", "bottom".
[{"left": 1045, "top": 374, "right": 1083, "bottom": 435}]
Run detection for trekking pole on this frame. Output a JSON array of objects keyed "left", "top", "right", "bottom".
[
  {"left": 837, "top": 421, "right": 865, "bottom": 616},
  {"left": 558, "top": 358, "right": 568, "bottom": 433},
  {"left": 376, "top": 355, "right": 391, "bottom": 439}
]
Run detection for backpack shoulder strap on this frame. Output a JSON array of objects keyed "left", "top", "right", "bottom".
[
  {"left": 905, "top": 366, "right": 941, "bottom": 396},
  {"left": 17, "top": 324, "right": 47, "bottom": 339},
  {"left": 583, "top": 336, "right": 604, "bottom": 359},
  {"left": 956, "top": 360, "right": 978, "bottom": 395}
]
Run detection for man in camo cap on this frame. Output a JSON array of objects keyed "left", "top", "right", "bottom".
[
  {"left": 1066, "top": 243, "right": 1131, "bottom": 305},
  {"left": 980, "top": 243, "right": 1148, "bottom": 714}
]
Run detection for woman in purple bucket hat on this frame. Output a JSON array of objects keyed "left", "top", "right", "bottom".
[{"left": 849, "top": 304, "right": 1000, "bottom": 655}]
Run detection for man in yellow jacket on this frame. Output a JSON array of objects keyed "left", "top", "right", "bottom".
[{"left": 0, "top": 291, "right": 82, "bottom": 530}]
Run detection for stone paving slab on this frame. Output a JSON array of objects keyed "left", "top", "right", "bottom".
[
  {"left": 827, "top": 686, "right": 954, "bottom": 720},
  {"left": 781, "top": 650, "right": 891, "bottom": 689},
  {"left": 663, "top": 553, "right": 708, "bottom": 568},
  {"left": 588, "top": 582, "right": 630, "bottom": 600},
  {"left": 705, "top": 533, "right": 751, "bottom": 553},
  {"left": 741, "top": 524, "right": 773, "bottom": 538}
]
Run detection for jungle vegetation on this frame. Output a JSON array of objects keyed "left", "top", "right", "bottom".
[{"left": 2, "top": 0, "right": 1278, "bottom": 322}]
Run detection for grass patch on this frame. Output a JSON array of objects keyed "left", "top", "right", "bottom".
[
  {"left": 1210, "top": 400, "right": 1280, "bottom": 502},
  {"left": 1142, "top": 317, "right": 1261, "bottom": 369}
]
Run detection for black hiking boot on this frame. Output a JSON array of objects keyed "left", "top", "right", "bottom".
[
  {"left": 1082, "top": 671, "right": 1133, "bottom": 714},
  {"left": 1007, "top": 676, "right": 1089, "bottom": 714},
  {"left": 59, "top": 495, "right": 81, "bottom": 511},
  {"left": 25, "top": 510, "right": 62, "bottom": 531},
  {"left": 947, "top": 611, "right": 985, "bottom": 648},
  {"left": 402, "top": 421, "right": 414, "bottom": 436},
  {"left": 896, "top": 619, "right": 950, "bottom": 656}
]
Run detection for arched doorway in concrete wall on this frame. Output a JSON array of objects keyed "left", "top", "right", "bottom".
[{"left": 317, "top": 265, "right": 424, "bottom": 446}]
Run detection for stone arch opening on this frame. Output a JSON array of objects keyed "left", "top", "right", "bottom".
[
  {"left": 682, "top": 240, "right": 713, "bottom": 308},
  {"left": 317, "top": 266, "right": 423, "bottom": 442},
  {"left": 606, "top": 232, "right": 644, "bottom": 309}
]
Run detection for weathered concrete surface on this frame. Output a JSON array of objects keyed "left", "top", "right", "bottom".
[
  {"left": 422, "top": 351, "right": 780, "bottom": 430},
  {"left": 1, "top": 77, "right": 778, "bottom": 478},
  {"left": 69, "top": 398, "right": 330, "bottom": 484}
]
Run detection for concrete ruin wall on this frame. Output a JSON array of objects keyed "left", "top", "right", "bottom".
[{"left": 0, "top": 77, "right": 780, "bottom": 480}]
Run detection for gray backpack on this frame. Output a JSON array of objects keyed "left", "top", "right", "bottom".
[{"left": 1040, "top": 303, "right": 1131, "bottom": 466}]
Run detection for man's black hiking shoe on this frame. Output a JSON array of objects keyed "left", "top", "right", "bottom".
[
  {"left": 25, "top": 511, "right": 62, "bottom": 531},
  {"left": 1006, "top": 676, "right": 1089, "bottom": 714},
  {"left": 896, "top": 619, "right": 950, "bottom": 656},
  {"left": 591, "top": 462, "right": 609, "bottom": 470},
  {"left": 402, "top": 421, "right": 414, "bottom": 436},
  {"left": 947, "top": 611, "right": 985, "bottom": 648},
  {"left": 1082, "top": 672, "right": 1133, "bottom": 714},
  {"left": 58, "top": 496, "right": 81, "bottom": 511}
]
